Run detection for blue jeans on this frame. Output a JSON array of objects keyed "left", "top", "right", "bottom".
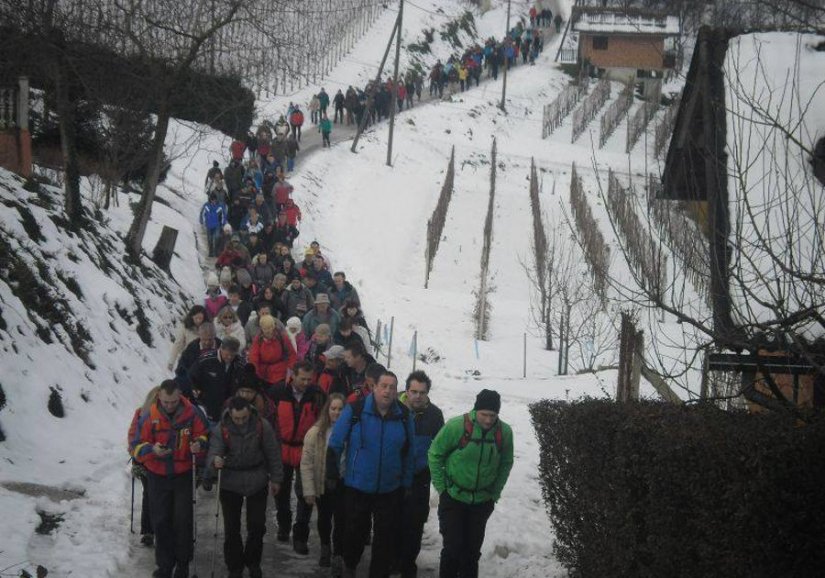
[
  {"left": 287, "top": 157, "right": 295, "bottom": 172},
  {"left": 206, "top": 227, "right": 220, "bottom": 257}
]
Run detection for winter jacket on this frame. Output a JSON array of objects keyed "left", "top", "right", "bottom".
[
  {"left": 318, "top": 367, "right": 349, "bottom": 396},
  {"left": 330, "top": 281, "right": 360, "bottom": 309},
  {"left": 188, "top": 349, "right": 244, "bottom": 422},
  {"left": 251, "top": 261, "right": 278, "bottom": 289},
  {"left": 273, "top": 180, "right": 293, "bottom": 205},
  {"left": 283, "top": 285, "right": 315, "bottom": 318},
  {"left": 270, "top": 382, "right": 326, "bottom": 467},
  {"left": 230, "top": 139, "right": 245, "bottom": 161},
  {"left": 318, "top": 90, "right": 330, "bottom": 108},
  {"left": 231, "top": 300, "right": 254, "bottom": 326},
  {"left": 300, "top": 423, "right": 335, "bottom": 498},
  {"left": 224, "top": 161, "right": 245, "bottom": 193},
  {"left": 286, "top": 138, "right": 300, "bottom": 159},
  {"left": 333, "top": 91, "right": 345, "bottom": 108},
  {"left": 205, "top": 408, "right": 283, "bottom": 496},
  {"left": 428, "top": 410, "right": 514, "bottom": 505},
  {"left": 302, "top": 308, "right": 341, "bottom": 338},
  {"left": 272, "top": 223, "right": 300, "bottom": 248},
  {"left": 327, "top": 394, "right": 415, "bottom": 494},
  {"left": 204, "top": 293, "right": 228, "bottom": 320},
  {"left": 216, "top": 320, "right": 246, "bottom": 351},
  {"left": 399, "top": 398, "right": 445, "bottom": 474},
  {"left": 305, "top": 338, "right": 331, "bottom": 373},
  {"left": 168, "top": 322, "right": 201, "bottom": 368},
  {"left": 248, "top": 331, "right": 297, "bottom": 385},
  {"left": 319, "top": 118, "right": 332, "bottom": 134},
  {"left": 283, "top": 202, "right": 302, "bottom": 227},
  {"left": 175, "top": 338, "right": 222, "bottom": 391},
  {"left": 132, "top": 396, "right": 209, "bottom": 477},
  {"left": 200, "top": 201, "right": 227, "bottom": 231},
  {"left": 216, "top": 245, "right": 251, "bottom": 269}
]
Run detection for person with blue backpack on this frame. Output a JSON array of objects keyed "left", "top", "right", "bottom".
[
  {"left": 326, "top": 370, "right": 415, "bottom": 578},
  {"left": 200, "top": 193, "right": 227, "bottom": 258},
  {"left": 428, "top": 389, "right": 514, "bottom": 578}
]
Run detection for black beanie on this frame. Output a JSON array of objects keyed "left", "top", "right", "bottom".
[{"left": 474, "top": 389, "right": 501, "bottom": 413}]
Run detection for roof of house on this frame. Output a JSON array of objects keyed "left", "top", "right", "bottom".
[
  {"left": 571, "top": 8, "right": 680, "bottom": 36},
  {"left": 724, "top": 32, "right": 825, "bottom": 339}
]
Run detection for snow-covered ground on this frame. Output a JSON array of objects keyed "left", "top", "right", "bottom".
[{"left": 0, "top": 0, "right": 702, "bottom": 575}]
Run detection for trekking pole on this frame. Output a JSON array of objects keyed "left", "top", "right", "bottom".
[
  {"left": 130, "top": 470, "right": 136, "bottom": 534},
  {"left": 192, "top": 453, "right": 200, "bottom": 578},
  {"left": 209, "top": 469, "right": 222, "bottom": 578}
]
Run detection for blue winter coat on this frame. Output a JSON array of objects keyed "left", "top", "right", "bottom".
[
  {"left": 201, "top": 201, "right": 227, "bottom": 230},
  {"left": 328, "top": 394, "right": 415, "bottom": 494}
]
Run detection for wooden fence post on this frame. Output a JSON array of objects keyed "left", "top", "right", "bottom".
[{"left": 151, "top": 226, "right": 178, "bottom": 271}]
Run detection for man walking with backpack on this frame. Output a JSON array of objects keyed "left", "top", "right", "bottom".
[
  {"left": 204, "top": 395, "right": 284, "bottom": 578},
  {"left": 428, "top": 389, "right": 514, "bottom": 578},
  {"left": 326, "top": 370, "right": 415, "bottom": 578}
]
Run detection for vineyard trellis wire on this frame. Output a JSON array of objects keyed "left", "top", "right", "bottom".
[
  {"left": 606, "top": 169, "right": 667, "bottom": 298},
  {"left": 626, "top": 80, "right": 662, "bottom": 153},
  {"left": 2, "top": 0, "right": 385, "bottom": 99},
  {"left": 571, "top": 79, "right": 610, "bottom": 144},
  {"left": 654, "top": 95, "right": 681, "bottom": 158},
  {"left": 424, "top": 146, "right": 456, "bottom": 288},
  {"left": 598, "top": 81, "right": 632, "bottom": 148},
  {"left": 542, "top": 83, "right": 586, "bottom": 138},
  {"left": 569, "top": 162, "right": 609, "bottom": 301},
  {"left": 475, "top": 138, "right": 497, "bottom": 340},
  {"left": 646, "top": 174, "right": 710, "bottom": 303}
]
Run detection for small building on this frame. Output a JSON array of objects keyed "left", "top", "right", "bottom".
[
  {"left": 570, "top": 6, "right": 680, "bottom": 82},
  {"left": 0, "top": 77, "right": 32, "bottom": 179}
]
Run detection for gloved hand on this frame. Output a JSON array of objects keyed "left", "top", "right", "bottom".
[{"left": 202, "top": 478, "right": 213, "bottom": 492}]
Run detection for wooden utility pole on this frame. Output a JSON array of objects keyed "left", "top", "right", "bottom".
[
  {"left": 387, "top": 0, "right": 404, "bottom": 166},
  {"left": 351, "top": 13, "right": 400, "bottom": 153},
  {"left": 499, "top": 0, "right": 511, "bottom": 112}
]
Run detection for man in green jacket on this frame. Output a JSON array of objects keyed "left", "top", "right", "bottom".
[{"left": 428, "top": 389, "right": 514, "bottom": 578}]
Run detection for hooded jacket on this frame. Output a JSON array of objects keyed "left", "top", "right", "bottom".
[
  {"left": 205, "top": 408, "right": 283, "bottom": 496},
  {"left": 327, "top": 394, "right": 415, "bottom": 494},
  {"left": 428, "top": 410, "right": 514, "bottom": 505}
]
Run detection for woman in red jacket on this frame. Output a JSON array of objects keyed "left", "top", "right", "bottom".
[{"left": 248, "top": 314, "right": 297, "bottom": 385}]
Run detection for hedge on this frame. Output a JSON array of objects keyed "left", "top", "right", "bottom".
[{"left": 529, "top": 399, "right": 825, "bottom": 578}]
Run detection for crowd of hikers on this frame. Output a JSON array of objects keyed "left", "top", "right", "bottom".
[
  {"left": 130, "top": 129, "right": 515, "bottom": 578},
  {"left": 123, "top": 10, "right": 564, "bottom": 577}
]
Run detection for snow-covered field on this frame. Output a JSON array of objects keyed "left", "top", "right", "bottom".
[{"left": 0, "top": 0, "right": 702, "bottom": 575}]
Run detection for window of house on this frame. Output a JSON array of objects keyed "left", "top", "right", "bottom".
[{"left": 593, "top": 36, "right": 608, "bottom": 50}]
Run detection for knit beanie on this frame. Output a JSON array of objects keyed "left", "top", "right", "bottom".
[{"left": 474, "top": 389, "right": 501, "bottom": 413}]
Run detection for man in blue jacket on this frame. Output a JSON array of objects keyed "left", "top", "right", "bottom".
[
  {"left": 327, "top": 370, "right": 415, "bottom": 578},
  {"left": 200, "top": 193, "right": 227, "bottom": 257}
]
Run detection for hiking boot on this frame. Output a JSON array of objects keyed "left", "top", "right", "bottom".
[
  {"left": 277, "top": 527, "right": 290, "bottom": 542},
  {"left": 248, "top": 566, "right": 263, "bottom": 578},
  {"left": 293, "top": 539, "right": 309, "bottom": 555},
  {"left": 319, "top": 544, "right": 331, "bottom": 567},
  {"left": 330, "top": 555, "right": 344, "bottom": 577}
]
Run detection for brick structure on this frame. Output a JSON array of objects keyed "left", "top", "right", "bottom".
[
  {"left": 571, "top": 7, "right": 680, "bottom": 82},
  {"left": 0, "top": 77, "right": 32, "bottom": 178}
]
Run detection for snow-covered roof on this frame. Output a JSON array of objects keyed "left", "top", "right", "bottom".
[
  {"left": 724, "top": 32, "right": 825, "bottom": 338},
  {"left": 572, "top": 11, "right": 680, "bottom": 36}
]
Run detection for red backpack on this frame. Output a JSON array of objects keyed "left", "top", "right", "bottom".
[
  {"left": 291, "top": 111, "right": 304, "bottom": 126},
  {"left": 458, "top": 413, "right": 503, "bottom": 452}
]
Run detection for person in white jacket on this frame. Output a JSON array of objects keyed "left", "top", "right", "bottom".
[
  {"left": 215, "top": 306, "right": 247, "bottom": 351},
  {"left": 300, "top": 393, "right": 346, "bottom": 572},
  {"left": 167, "top": 305, "right": 208, "bottom": 371}
]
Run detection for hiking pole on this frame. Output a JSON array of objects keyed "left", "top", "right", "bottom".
[
  {"left": 209, "top": 469, "right": 222, "bottom": 578},
  {"left": 130, "top": 470, "right": 136, "bottom": 534},
  {"left": 192, "top": 452, "right": 200, "bottom": 578}
]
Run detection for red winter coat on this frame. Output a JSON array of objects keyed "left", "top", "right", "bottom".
[
  {"left": 248, "top": 332, "right": 297, "bottom": 385},
  {"left": 283, "top": 203, "right": 302, "bottom": 226},
  {"left": 230, "top": 140, "right": 245, "bottom": 161},
  {"left": 271, "top": 382, "right": 325, "bottom": 467},
  {"left": 132, "top": 397, "right": 208, "bottom": 477},
  {"left": 274, "top": 181, "right": 293, "bottom": 205},
  {"left": 398, "top": 85, "right": 407, "bottom": 100},
  {"left": 257, "top": 142, "right": 271, "bottom": 158}
]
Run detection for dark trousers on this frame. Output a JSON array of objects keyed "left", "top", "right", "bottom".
[
  {"left": 334, "top": 106, "right": 344, "bottom": 123},
  {"left": 140, "top": 475, "right": 153, "bottom": 535},
  {"left": 322, "top": 131, "right": 331, "bottom": 147},
  {"left": 220, "top": 485, "right": 268, "bottom": 573},
  {"left": 291, "top": 124, "right": 302, "bottom": 142},
  {"left": 437, "top": 493, "right": 495, "bottom": 578},
  {"left": 276, "top": 464, "right": 313, "bottom": 542},
  {"left": 316, "top": 484, "right": 345, "bottom": 554},
  {"left": 399, "top": 472, "right": 431, "bottom": 577},
  {"left": 148, "top": 471, "right": 194, "bottom": 577},
  {"left": 343, "top": 487, "right": 403, "bottom": 577}
]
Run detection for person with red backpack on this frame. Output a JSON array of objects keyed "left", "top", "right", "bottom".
[
  {"left": 289, "top": 106, "right": 305, "bottom": 143},
  {"left": 269, "top": 360, "right": 327, "bottom": 554},
  {"left": 428, "top": 389, "right": 514, "bottom": 578},
  {"left": 204, "top": 395, "right": 284, "bottom": 578}
]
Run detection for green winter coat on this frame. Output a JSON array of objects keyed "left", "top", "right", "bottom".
[
  {"left": 428, "top": 410, "right": 514, "bottom": 505},
  {"left": 319, "top": 118, "right": 332, "bottom": 134}
]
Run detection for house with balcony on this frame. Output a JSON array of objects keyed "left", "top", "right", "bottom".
[
  {"left": 0, "top": 77, "right": 31, "bottom": 179},
  {"left": 565, "top": 6, "right": 681, "bottom": 83}
]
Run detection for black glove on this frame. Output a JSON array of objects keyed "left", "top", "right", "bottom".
[{"left": 202, "top": 478, "right": 213, "bottom": 492}]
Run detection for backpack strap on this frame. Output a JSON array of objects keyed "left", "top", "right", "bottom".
[
  {"left": 220, "top": 418, "right": 264, "bottom": 451},
  {"left": 459, "top": 413, "right": 503, "bottom": 452}
]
